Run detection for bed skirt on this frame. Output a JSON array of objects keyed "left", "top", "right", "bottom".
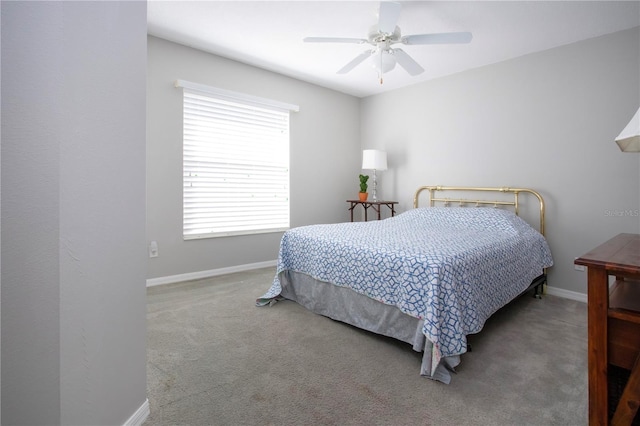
[{"left": 277, "top": 270, "right": 461, "bottom": 383}]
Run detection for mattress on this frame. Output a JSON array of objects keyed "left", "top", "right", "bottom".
[{"left": 257, "top": 207, "right": 553, "bottom": 381}]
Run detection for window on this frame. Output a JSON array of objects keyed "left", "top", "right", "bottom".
[{"left": 176, "top": 80, "right": 299, "bottom": 239}]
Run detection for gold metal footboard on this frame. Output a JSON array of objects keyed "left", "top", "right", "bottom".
[{"left": 413, "top": 185, "right": 546, "bottom": 236}]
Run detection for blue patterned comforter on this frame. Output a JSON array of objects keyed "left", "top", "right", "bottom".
[{"left": 258, "top": 207, "right": 553, "bottom": 362}]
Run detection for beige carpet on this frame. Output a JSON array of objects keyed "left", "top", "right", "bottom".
[{"left": 145, "top": 268, "right": 587, "bottom": 425}]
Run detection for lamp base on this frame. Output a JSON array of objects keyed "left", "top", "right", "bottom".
[{"left": 371, "top": 169, "right": 378, "bottom": 201}]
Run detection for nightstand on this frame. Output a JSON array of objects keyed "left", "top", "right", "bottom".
[{"left": 346, "top": 200, "right": 398, "bottom": 222}]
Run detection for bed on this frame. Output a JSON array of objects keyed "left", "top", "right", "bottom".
[{"left": 256, "top": 186, "right": 554, "bottom": 383}]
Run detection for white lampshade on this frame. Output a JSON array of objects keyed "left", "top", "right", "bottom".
[
  {"left": 370, "top": 50, "right": 396, "bottom": 73},
  {"left": 362, "top": 149, "right": 387, "bottom": 170},
  {"left": 615, "top": 108, "right": 640, "bottom": 152}
]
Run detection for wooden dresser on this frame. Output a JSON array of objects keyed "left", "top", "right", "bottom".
[{"left": 575, "top": 233, "right": 640, "bottom": 425}]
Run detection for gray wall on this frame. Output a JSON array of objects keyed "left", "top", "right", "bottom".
[
  {"left": 360, "top": 27, "right": 640, "bottom": 296},
  {"left": 148, "top": 28, "right": 639, "bottom": 297},
  {"left": 1, "top": 2, "right": 148, "bottom": 424},
  {"left": 147, "top": 36, "right": 361, "bottom": 280}
]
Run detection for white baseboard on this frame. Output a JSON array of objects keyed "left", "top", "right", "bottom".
[
  {"left": 146, "top": 260, "right": 277, "bottom": 287},
  {"left": 546, "top": 286, "right": 587, "bottom": 304},
  {"left": 124, "top": 398, "right": 149, "bottom": 426}
]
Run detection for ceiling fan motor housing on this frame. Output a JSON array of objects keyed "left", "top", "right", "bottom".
[{"left": 369, "top": 25, "right": 401, "bottom": 44}]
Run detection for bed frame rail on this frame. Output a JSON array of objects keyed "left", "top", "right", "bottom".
[{"left": 413, "top": 185, "right": 546, "bottom": 236}]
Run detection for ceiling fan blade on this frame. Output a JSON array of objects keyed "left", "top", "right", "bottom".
[
  {"left": 402, "top": 32, "right": 473, "bottom": 45},
  {"left": 393, "top": 49, "right": 424, "bottom": 76},
  {"left": 337, "top": 50, "right": 374, "bottom": 74},
  {"left": 378, "top": 1, "right": 401, "bottom": 34},
  {"left": 304, "top": 37, "right": 368, "bottom": 44}
]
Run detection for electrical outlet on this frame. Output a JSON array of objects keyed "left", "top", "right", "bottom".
[
  {"left": 149, "top": 241, "right": 159, "bottom": 258},
  {"left": 574, "top": 257, "right": 585, "bottom": 271}
]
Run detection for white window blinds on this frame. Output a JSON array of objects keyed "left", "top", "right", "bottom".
[{"left": 177, "top": 80, "right": 298, "bottom": 239}]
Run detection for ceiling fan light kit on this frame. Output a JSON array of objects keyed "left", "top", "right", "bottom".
[
  {"left": 303, "top": 1, "right": 472, "bottom": 84},
  {"left": 371, "top": 50, "right": 396, "bottom": 83}
]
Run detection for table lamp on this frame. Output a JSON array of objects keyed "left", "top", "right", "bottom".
[
  {"left": 362, "top": 149, "right": 387, "bottom": 201},
  {"left": 615, "top": 108, "right": 640, "bottom": 152}
]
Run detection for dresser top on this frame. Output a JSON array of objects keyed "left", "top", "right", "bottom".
[{"left": 575, "top": 233, "right": 640, "bottom": 275}]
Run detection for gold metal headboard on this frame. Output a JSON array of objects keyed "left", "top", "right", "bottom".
[{"left": 413, "top": 186, "right": 546, "bottom": 236}]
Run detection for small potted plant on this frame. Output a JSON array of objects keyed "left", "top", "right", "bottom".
[{"left": 359, "top": 174, "right": 369, "bottom": 201}]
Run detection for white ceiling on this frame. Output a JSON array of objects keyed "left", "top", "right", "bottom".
[{"left": 147, "top": 1, "right": 640, "bottom": 98}]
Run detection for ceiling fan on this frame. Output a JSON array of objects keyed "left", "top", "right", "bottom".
[{"left": 303, "top": 1, "right": 472, "bottom": 84}]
